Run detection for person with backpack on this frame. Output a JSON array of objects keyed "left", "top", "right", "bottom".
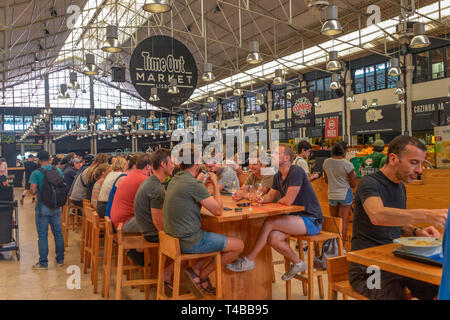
[{"left": 29, "top": 150, "right": 68, "bottom": 270}]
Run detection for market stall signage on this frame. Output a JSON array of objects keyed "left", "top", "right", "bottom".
[
  {"left": 129, "top": 35, "right": 198, "bottom": 108},
  {"left": 412, "top": 97, "right": 450, "bottom": 130},
  {"left": 325, "top": 117, "right": 339, "bottom": 138},
  {"left": 291, "top": 91, "right": 315, "bottom": 129},
  {"left": 350, "top": 104, "right": 401, "bottom": 135}
]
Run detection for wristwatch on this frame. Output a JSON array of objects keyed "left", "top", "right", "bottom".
[{"left": 413, "top": 227, "right": 423, "bottom": 236}]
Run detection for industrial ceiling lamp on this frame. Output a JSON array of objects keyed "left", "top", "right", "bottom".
[
  {"left": 394, "top": 81, "right": 405, "bottom": 95},
  {"left": 233, "top": 82, "right": 243, "bottom": 96},
  {"left": 95, "top": 114, "right": 102, "bottom": 124},
  {"left": 361, "top": 98, "right": 368, "bottom": 110},
  {"left": 233, "top": 112, "right": 240, "bottom": 121},
  {"left": 409, "top": 22, "right": 431, "bottom": 49},
  {"left": 58, "top": 84, "right": 70, "bottom": 99},
  {"left": 326, "top": 51, "right": 342, "bottom": 72},
  {"left": 142, "top": 0, "right": 172, "bottom": 13},
  {"left": 286, "top": 86, "right": 293, "bottom": 100},
  {"left": 246, "top": 40, "right": 263, "bottom": 65},
  {"left": 274, "top": 114, "right": 280, "bottom": 122},
  {"left": 101, "top": 25, "right": 122, "bottom": 53},
  {"left": 321, "top": 5, "right": 343, "bottom": 36},
  {"left": 388, "top": 58, "right": 402, "bottom": 77},
  {"left": 68, "top": 72, "right": 80, "bottom": 90},
  {"left": 329, "top": 73, "right": 341, "bottom": 90},
  {"left": 83, "top": 53, "right": 98, "bottom": 75},
  {"left": 170, "top": 116, "right": 177, "bottom": 125},
  {"left": 167, "top": 78, "right": 179, "bottom": 94},
  {"left": 272, "top": 69, "right": 285, "bottom": 85},
  {"left": 202, "top": 63, "right": 215, "bottom": 82},
  {"left": 149, "top": 87, "right": 159, "bottom": 101},
  {"left": 346, "top": 90, "right": 356, "bottom": 102},
  {"left": 206, "top": 91, "right": 216, "bottom": 103},
  {"left": 314, "top": 97, "right": 321, "bottom": 108},
  {"left": 255, "top": 93, "right": 263, "bottom": 106},
  {"left": 114, "top": 105, "right": 123, "bottom": 116},
  {"left": 150, "top": 111, "right": 156, "bottom": 120},
  {"left": 106, "top": 110, "right": 112, "bottom": 120},
  {"left": 397, "top": 94, "right": 405, "bottom": 105}
]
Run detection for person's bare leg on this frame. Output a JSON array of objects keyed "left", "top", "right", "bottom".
[
  {"left": 338, "top": 205, "right": 351, "bottom": 240},
  {"left": 329, "top": 205, "right": 339, "bottom": 218}
]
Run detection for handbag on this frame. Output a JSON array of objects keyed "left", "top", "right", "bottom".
[{"left": 313, "top": 238, "right": 339, "bottom": 270}]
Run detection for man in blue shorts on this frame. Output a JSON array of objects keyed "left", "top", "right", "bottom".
[
  {"left": 227, "top": 143, "right": 323, "bottom": 281},
  {"left": 163, "top": 144, "right": 244, "bottom": 298}
]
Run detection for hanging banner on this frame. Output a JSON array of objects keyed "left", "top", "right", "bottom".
[
  {"left": 129, "top": 35, "right": 198, "bottom": 108},
  {"left": 325, "top": 117, "right": 339, "bottom": 138},
  {"left": 291, "top": 91, "right": 315, "bottom": 129}
]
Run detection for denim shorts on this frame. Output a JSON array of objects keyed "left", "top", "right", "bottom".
[
  {"left": 329, "top": 188, "right": 354, "bottom": 207},
  {"left": 300, "top": 216, "right": 322, "bottom": 236},
  {"left": 181, "top": 231, "right": 228, "bottom": 254}
]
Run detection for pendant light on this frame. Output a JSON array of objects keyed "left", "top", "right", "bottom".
[
  {"left": 202, "top": 63, "right": 215, "bottom": 82},
  {"left": 397, "top": 94, "right": 405, "bottom": 105},
  {"left": 149, "top": 87, "right": 159, "bottom": 101},
  {"left": 246, "top": 40, "right": 263, "bottom": 64},
  {"left": 207, "top": 91, "right": 216, "bottom": 103},
  {"left": 233, "top": 82, "right": 243, "bottom": 96},
  {"left": 361, "top": 99, "right": 368, "bottom": 110},
  {"left": 233, "top": 112, "right": 240, "bottom": 121},
  {"left": 68, "top": 72, "right": 80, "bottom": 90},
  {"left": 272, "top": 69, "right": 285, "bottom": 85},
  {"left": 142, "top": 0, "right": 172, "bottom": 13},
  {"left": 326, "top": 51, "right": 342, "bottom": 72},
  {"left": 329, "top": 73, "right": 341, "bottom": 90},
  {"left": 150, "top": 111, "right": 156, "bottom": 120},
  {"left": 286, "top": 86, "right": 292, "bottom": 100},
  {"left": 101, "top": 25, "right": 122, "bottom": 53},
  {"left": 394, "top": 81, "right": 405, "bottom": 95},
  {"left": 170, "top": 116, "right": 177, "bottom": 125},
  {"left": 321, "top": 5, "right": 343, "bottom": 36},
  {"left": 314, "top": 97, "right": 321, "bottom": 108},
  {"left": 114, "top": 105, "right": 123, "bottom": 116},
  {"left": 388, "top": 58, "right": 402, "bottom": 77},
  {"left": 346, "top": 90, "right": 356, "bottom": 102},
  {"left": 409, "top": 22, "right": 431, "bottom": 49},
  {"left": 58, "top": 84, "right": 70, "bottom": 99},
  {"left": 83, "top": 53, "right": 98, "bottom": 75},
  {"left": 255, "top": 93, "right": 263, "bottom": 106},
  {"left": 167, "top": 78, "right": 179, "bottom": 94},
  {"left": 274, "top": 114, "right": 280, "bottom": 122}
]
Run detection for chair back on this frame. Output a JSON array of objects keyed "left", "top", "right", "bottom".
[
  {"left": 322, "top": 216, "right": 343, "bottom": 236},
  {"left": 158, "top": 230, "right": 181, "bottom": 259},
  {"left": 326, "top": 256, "right": 350, "bottom": 283}
]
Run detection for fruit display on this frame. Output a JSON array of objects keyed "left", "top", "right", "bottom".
[{"left": 356, "top": 145, "right": 388, "bottom": 157}]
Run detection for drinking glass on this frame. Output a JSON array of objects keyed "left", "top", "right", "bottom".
[
  {"left": 229, "top": 180, "right": 238, "bottom": 194},
  {"left": 247, "top": 185, "right": 254, "bottom": 210},
  {"left": 255, "top": 183, "right": 264, "bottom": 207}
]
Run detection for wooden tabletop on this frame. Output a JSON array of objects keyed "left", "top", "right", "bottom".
[
  {"left": 347, "top": 243, "right": 442, "bottom": 286},
  {"left": 201, "top": 195, "right": 305, "bottom": 223}
]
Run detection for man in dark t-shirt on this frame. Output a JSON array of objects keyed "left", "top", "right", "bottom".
[
  {"left": 20, "top": 155, "right": 38, "bottom": 205},
  {"left": 227, "top": 143, "right": 324, "bottom": 282},
  {"left": 349, "top": 135, "right": 448, "bottom": 300}
]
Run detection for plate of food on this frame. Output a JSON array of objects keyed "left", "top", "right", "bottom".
[{"left": 393, "top": 237, "right": 442, "bottom": 256}]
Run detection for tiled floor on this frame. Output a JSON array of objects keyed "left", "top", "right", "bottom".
[{"left": 0, "top": 188, "right": 331, "bottom": 300}]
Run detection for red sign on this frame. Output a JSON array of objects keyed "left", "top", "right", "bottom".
[{"left": 325, "top": 117, "right": 339, "bottom": 138}]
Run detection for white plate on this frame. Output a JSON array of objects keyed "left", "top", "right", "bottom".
[{"left": 393, "top": 237, "right": 442, "bottom": 256}]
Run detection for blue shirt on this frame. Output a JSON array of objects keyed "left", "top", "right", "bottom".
[
  {"left": 29, "top": 164, "right": 64, "bottom": 210},
  {"left": 438, "top": 207, "right": 450, "bottom": 300}
]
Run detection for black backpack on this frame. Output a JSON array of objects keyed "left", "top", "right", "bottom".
[{"left": 39, "top": 166, "right": 68, "bottom": 209}]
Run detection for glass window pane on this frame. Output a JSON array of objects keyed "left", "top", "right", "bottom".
[
  {"left": 14, "top": 116, "right": 24, "bottom": 131},
  {"left": 24, "top": 116, "right": 32, "bottom": 130},
  {"left": 446, "top": 46, "right": 450, "bottom": 78},
  {"left": 323, "top": 77, "right": 332, "bottom": 100},
  {"left": 415, "top": 52, "right": 429, "bottom": 82},
  {"left": 365, "top": 66, "right": 375, "bottom": 91},
  {"left": 431, "top": 48, "right": 444, "bottom": 79},
  {"left": 353, "top": 68, "right": 365, "bottom": 94},
  {"left": 3, "top": 116, "right": 14, "bottom": 131},
  {"left": 375, "top": 63, "right": 387, "bottom": 90}
]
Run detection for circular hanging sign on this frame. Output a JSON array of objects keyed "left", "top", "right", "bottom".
[{"left": 129, "top": 35, "right": 198, "bottom": 108}]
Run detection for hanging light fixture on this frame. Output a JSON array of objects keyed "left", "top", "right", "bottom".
[
  {"left": 159, "top": 118, "right": 164, "bottom": 127},
  {"left": 136, "top": 115, "right": 142, "bottom": 124},
  {"left": 206, "top": 91, "right": 216, "bottom": 103},
  {"left": 326, "top": 51, "right": 342, "bottom": 72},
  {"left": 274, "top": 114, "right": 281, "bottom": 122},
  {"left": 114, "top": 105, "right": 123, "bottom": 116},
  {"left": 255, "top": 93, "right": 263, "bottom": 106},
  {"left": 410, "top": 22, "right": 431, "bottom": 49},
  {"left": 202, "top": 63, "right": 215, "bottom": 82},
  {"left": 314, "top": 96, "right": 321, "bottom": 108},
  {"left": 321, "top": 5, "right": 343, "bottom": 36},
  {"left": 388, "top": 58, "right": 402, "bottom": 77},
  {"left": 68, "top": 72, "right": 80, "bottom": 90},
  {"left": 361, "top": 99, "right": 368, "bottom": 110},
  {"left": 246, "top": 40, "right": 263, "bottom": 64},
  {"left": 58, "top": 84, "right": 70, "bottom": 99},
  {"left": 142, "top": 0, "right": 172, "bottom": 13},
  {"left": 167, "top": 78, "right": 179, "bottom": 94},
  {"left": 233, "top": 82, "right": 243, "bottom": 96},
  {"left": 233, "top": 112, "right": 240, "bottom": 121},
  {"left": 371, "top": 99, "right": 378, "bottom": 107},
  {"left": 397, "top": 94, "right": 405, "bottom": 105},
  {"left": 394, "top": 81, "right": 405, "bottom": 95},
  {"left": 272, "top": 69, "right": 285, "bottom": 85},
  {"left": 150, "top": 111, "right": 156, "bottom": 120},
  {"left": 170, "top": 116, "right": 177, "bottom": 125},
  {"left": 106, "top": 110, "right": 112, "bottom": 120},
  {"left": 101, "top": 25, "right": 122, "bottom": 53},
  {"left": 95, "top": 114, "right": 102, "bottom": 124},
  {"left": 149, "top": 87, "right": 159, "bottom": 101},
  {"left": 329, "top": 73, "right": 341, "bottom": 90},
  {"left": 186, "top": 112, "right": 192, "bottom": 121},
  {"left": 346, "top": 90, "right": 356, "bottom": 102},
  {"left": 83, "top": 53, "right": 98, "bottom": 75},
  {"left": 286, "top": 86, "right": 293, "bottom": 100}
]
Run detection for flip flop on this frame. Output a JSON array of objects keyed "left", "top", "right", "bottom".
[
  {"left": 182, "top": 267, "right": 204, "bottom": 298},
  {"left": 200, "top": 278, "right": 216, "bottom": 295},
  {"left": 164, "top": 281, "right": 173, "bottom": 297}
]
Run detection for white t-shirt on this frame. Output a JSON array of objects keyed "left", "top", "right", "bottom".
[
  {"left": 293, "top": 156, "right": 309, "bottom": 174},
  {"left": 322, "top": 158, "right": 355, "bottom": 200},
  {"left": 98, "top": 171, "right": 124, "bottom": 202}
]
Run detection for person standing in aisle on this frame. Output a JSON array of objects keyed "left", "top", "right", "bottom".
[
  {"left": 20, "top": 154, "right": 39, "bottom": 205},
  {"left": 293, "top": 141, "right": 319, "bottom": 181}
]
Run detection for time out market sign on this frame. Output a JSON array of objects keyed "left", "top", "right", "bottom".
[
  {"left": 291, "top": 91, "right": 315, "bottom": 129},
  {"left": 129, "top": 35, "right": 198, "bottom": 108}
]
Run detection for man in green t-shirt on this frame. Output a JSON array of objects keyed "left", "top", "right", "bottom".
[
  {"left": 163, "top": 145, "right": 244, "bottom": 298},
  {"left": 360, "top": 139, "right": 386, "bottom": 174}
]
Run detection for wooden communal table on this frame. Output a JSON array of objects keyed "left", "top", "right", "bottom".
[
  {"left": 201, "top": 196, "right": 304, "bottom": 300},
  {"left": 347, "top": 243, "right": 442, "bottom": 286}
]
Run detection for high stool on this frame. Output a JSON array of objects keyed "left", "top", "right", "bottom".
[
  {"left": 326, "top": 256, "right": 369, "bottom": 300},
  {"left": 80, "top": 199, "right": 90, "bottom": 263},
  {"left": 61, "top": 204, "right": 70, "bottom": 248},
  {"left": 285, "top": 216, "right": 344, "bottom": 300},
  {"left": 83, "top": 205, "right": 95, "bottom": 275},
  {"left": 90, "top": 210, "right": 105, "bottom": 294},
  {"left": 115, "top": 223, "right": 159, "bottom": 300},
  {"left": 67, "top": 198, "right": 83, "bottom": 232},
  {"left": 156, "top": 231, "right": 222, "bottom": 300},
  {"left": 101, "top": 217, "right": 117, "bottom": 300}
]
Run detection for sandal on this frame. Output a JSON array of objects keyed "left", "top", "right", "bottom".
[
  {"left": 182, "top": 267, "right": 204, "bottom": 298},
  {"left": 200, "top": 278, "right": 216, "bottom": 295},
  {"left": 164, "top": 281, "right": 173, "bottom": 297}
]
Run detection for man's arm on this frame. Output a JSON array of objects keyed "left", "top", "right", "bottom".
[
  {"left": 150, "top": 208, "right": 164, "bottom": 231},
  {"left": 363, "top": 197, "right": 447, "bottom": 229},
  {"left": 200, "top": 172, "right": 223, "bottom": 216},
  {"left": 257, "top": 188, "right": 280, "bottom": 204},
  {"left": 277, "top": 186, "right": 301, "bottom": 205},
  {"left": 29, "top": 183, "right": 38, "bottom": 196}
]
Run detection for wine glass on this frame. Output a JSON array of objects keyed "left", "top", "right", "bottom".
[
  {"left": 247, "top": 185, "right": 255, "bottom": 210},
  {"left": 229, "top": 179, "right": 238, "bottom": 194},
  {"left": 255, "top": 183, "right": 264, "bottom": 207}
]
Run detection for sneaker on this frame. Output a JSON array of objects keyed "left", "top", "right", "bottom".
[
  {"left": 281, "top": 262, "right": 307, "bottom": 281},
  {"left": 55, "top": 259, "right": 64, "bottom": 267},
  {"left": 20, "top": 197, "right": 24, "bottom": 205},
  {"left": 32, "top": 262, "right": 48, "bottom": 270},
  {"left": 226, "top": 257, "right": 255, "bottom": 272},
  {"left": 126, "top": 249, "right": 144, "bottom": 267}
]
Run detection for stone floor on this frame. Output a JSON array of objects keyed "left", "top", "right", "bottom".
[{"left": 0, "top": 188, "right": 333, "bottom": 300}]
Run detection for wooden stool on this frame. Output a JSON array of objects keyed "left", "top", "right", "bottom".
[
  {"left": 61, "top": 204, "right": 70, "bottom": 248},
  {"left": 83, "top": 205, "right": 95, "bottom": 275},
  {"left": 326, "top": 256, "right": 369, "bottom": 300},
  {"left": 285, "top": 216, "right": 344, "bottom": 300},
  {"left": 67, "top": 198, "right": 83, "bottom": 232},
  {"left": 90, "top": 210, "right": 105, "bottom": 294},
  {"left": 80, "top": 199, "right": 90, "bottom": 263},
  {"left": 101, "top": 217, "right": 117, "bottom": 300},
  {"left": 156, "top": 231, "right": 222, "bottom": 300},
  {"left": 115, "top": 223, "right": 159, "bottom": 300}
]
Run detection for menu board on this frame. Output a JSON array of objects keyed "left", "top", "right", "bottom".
[{"left": 434, "top": 125, "right": 450, "bottom": 169}]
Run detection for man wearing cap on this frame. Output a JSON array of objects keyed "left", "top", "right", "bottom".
[
  {"left": 63, "top": 158, "right": 82, "bottom": 189},
  {"left": 360, "top": 139, "right": 386, "bottom": 172}
]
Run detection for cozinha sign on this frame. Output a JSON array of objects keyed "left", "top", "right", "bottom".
[{"left": 130, "top": 35, "right": 198, "bottom": 108}]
